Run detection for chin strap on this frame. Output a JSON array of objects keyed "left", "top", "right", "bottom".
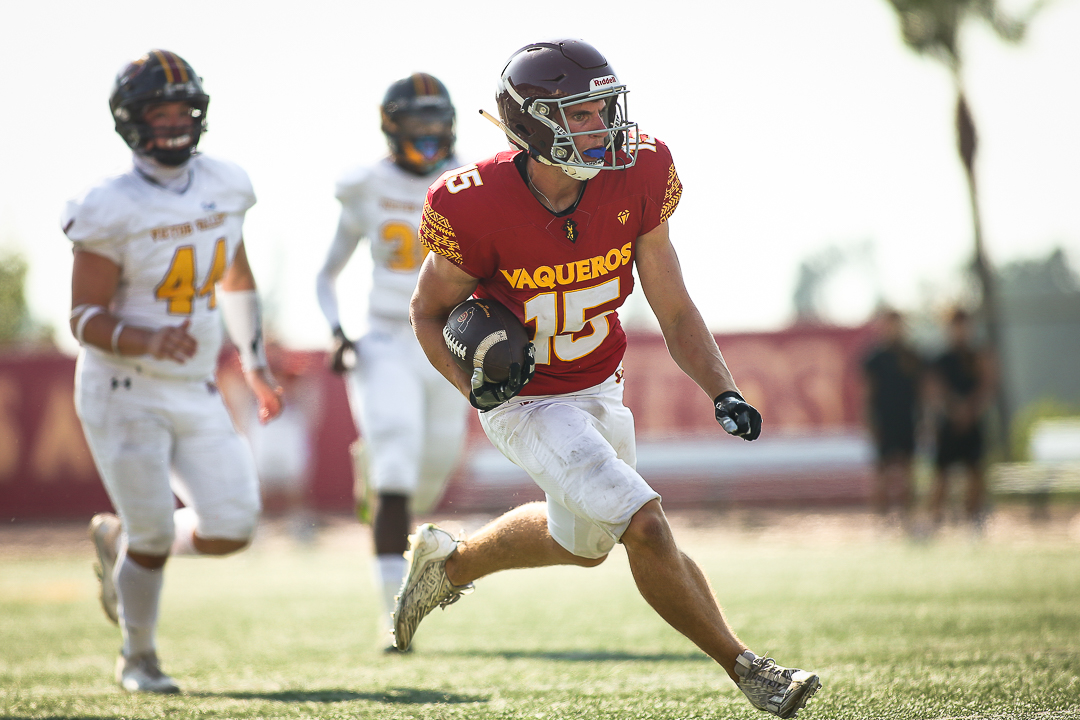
[{"left": 479, "top": 109, "right": 600, "bottom": 180}]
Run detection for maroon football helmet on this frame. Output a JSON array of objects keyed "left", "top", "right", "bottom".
[{"left": 495, "top": 39, "right": 637, "bottom": 180}]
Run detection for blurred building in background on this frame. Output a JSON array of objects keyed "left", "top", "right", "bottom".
[{"left": 997, "top": 249, "right": 1080, "bottom": 451}]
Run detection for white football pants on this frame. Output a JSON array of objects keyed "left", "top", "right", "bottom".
[
  {"left": 347, "top": 322, "right": 469, "bottom": 514},
  {"left": 479, "top": 369, "right": 660, "bottom": 559},
  {"left": 75, "top": 353, "right": 261, "bottom": 555}
]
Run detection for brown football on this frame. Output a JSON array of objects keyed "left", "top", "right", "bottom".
[{"left": 443, "top": 297, "right": 530, "bottom": 384}]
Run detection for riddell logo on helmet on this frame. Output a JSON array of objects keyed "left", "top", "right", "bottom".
[{"left": 590, "top": 75, "right": 618, "bottom": 90}]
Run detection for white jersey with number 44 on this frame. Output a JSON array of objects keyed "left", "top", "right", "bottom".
[{"left": 62, "top": 154, "right": 256, "bottom": 380}]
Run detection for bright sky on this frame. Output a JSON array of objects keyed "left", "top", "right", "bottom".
[{"left": 1, "top": 0, "right": 1076, "bottom": 353}]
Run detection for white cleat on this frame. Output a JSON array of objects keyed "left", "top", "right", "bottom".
[
  {"left": 116, "top": 651, "right": 180, "bottom": 694},
  {"left": 391, "top": 523, "right": 473, "bottom": 652},
  {"left": 88, "top": 513, "right": 121, "bottom": 625},
  {"left": 735, "top": 650, "right": 821, "bottom": 718}
]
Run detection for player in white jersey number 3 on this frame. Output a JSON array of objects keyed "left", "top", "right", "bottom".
[
  {"left": 62, "top": 49, "right": 283, "bottom": 693},
  {"left": 316, "top": 73, "right": 470, "bottom": 651}
]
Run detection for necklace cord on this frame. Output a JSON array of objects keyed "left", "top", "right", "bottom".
[{"left": 527, "top": 164, "right": 582, "bottom": 213}]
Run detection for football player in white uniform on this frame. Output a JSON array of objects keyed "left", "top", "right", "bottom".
[
  {"left": 63, "top": 50, "right": 283, "bottom": 693},
  {"left": 316, "top": 73, "right": 469, "bottom": 651}
]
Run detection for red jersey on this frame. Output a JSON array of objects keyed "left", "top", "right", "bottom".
[{"left": 419, "top": 135, "right": 682, "bottom": 395}]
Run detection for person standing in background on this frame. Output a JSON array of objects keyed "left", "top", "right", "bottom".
[
  {"left": 862, "top": 308, "right": 924, "bottom": 525},
  {"left": 315, "top": 74, "right": 470, "bottom": 651},
  {"left": 928, "top": 307, "right": 997, "bottom": 529}
]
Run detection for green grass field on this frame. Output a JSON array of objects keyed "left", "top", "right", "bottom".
[{"left": 2, "top": 509, "right": 1079, "bottom": 720}]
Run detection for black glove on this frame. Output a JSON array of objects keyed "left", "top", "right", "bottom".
[
  {"left": 470, "top": 343, "right": 536, "bottom": 412},
  {"left": 329, "top": 327, "right": 356, "bottom": 375},
  {"left": 714, "top": 391, "right": 762, "bottom": 441}
]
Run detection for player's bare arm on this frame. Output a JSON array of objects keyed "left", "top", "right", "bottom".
[
  {"left": 635, "top": 221, "right": 738, "bottom": 400},
  {"left": 70, "top": 249, "right": 197, "bottom": 362},
  {"left": 410, "top": 252, "right": 479, "bottom": 397},
  {"left": 219, "top": 240, "right": 257, "bottom": 293},
  {"left": 636, "top": 222, "right": 761, "bottom": 440},
  {"left": 219, "top": 241, "right": 283, "bottom": 423}
]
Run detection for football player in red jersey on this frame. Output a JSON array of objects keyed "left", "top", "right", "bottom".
[{"left": 400, "top": 40, "right": 821, "bottom": 718}]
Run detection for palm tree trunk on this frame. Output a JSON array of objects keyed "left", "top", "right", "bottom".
[{"left": 956, "top": 90, "right": 1012, "bottom": 459}]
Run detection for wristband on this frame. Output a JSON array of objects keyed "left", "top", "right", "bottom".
[
  {"left": 74, "top": 305, "right": 105, "bottom": 346},
  {"left": 110, "top": 321, "right": 126, "bottom": 355}
]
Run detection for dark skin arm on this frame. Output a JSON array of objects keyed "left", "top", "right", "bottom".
[{"left": 70, "top": 249, "right": 197, "bottom": 361}]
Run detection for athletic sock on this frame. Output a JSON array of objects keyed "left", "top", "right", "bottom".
[
  {"left": 375, "top": 554, "right": 407, "bottom": 636},
  {"left": 116, "top": 553, "right": 163, "bottom": 657},
  {"left": 170, "top": 507, "right": 199, "bottom": 556}
]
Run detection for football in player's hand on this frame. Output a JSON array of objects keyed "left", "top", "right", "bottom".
[{"left": 443, "top": 297, "right": 530, "bottom": 384}]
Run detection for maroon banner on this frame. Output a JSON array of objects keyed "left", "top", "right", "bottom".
[
  {"left": 0, "top": 323, "right": 875, "bottom": 520},
  {"left": 622, "top": 324, "right": 875, "bottom": 438},
  {"left": 0, "top": 352, "right": 105, "bottom": 519}
]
